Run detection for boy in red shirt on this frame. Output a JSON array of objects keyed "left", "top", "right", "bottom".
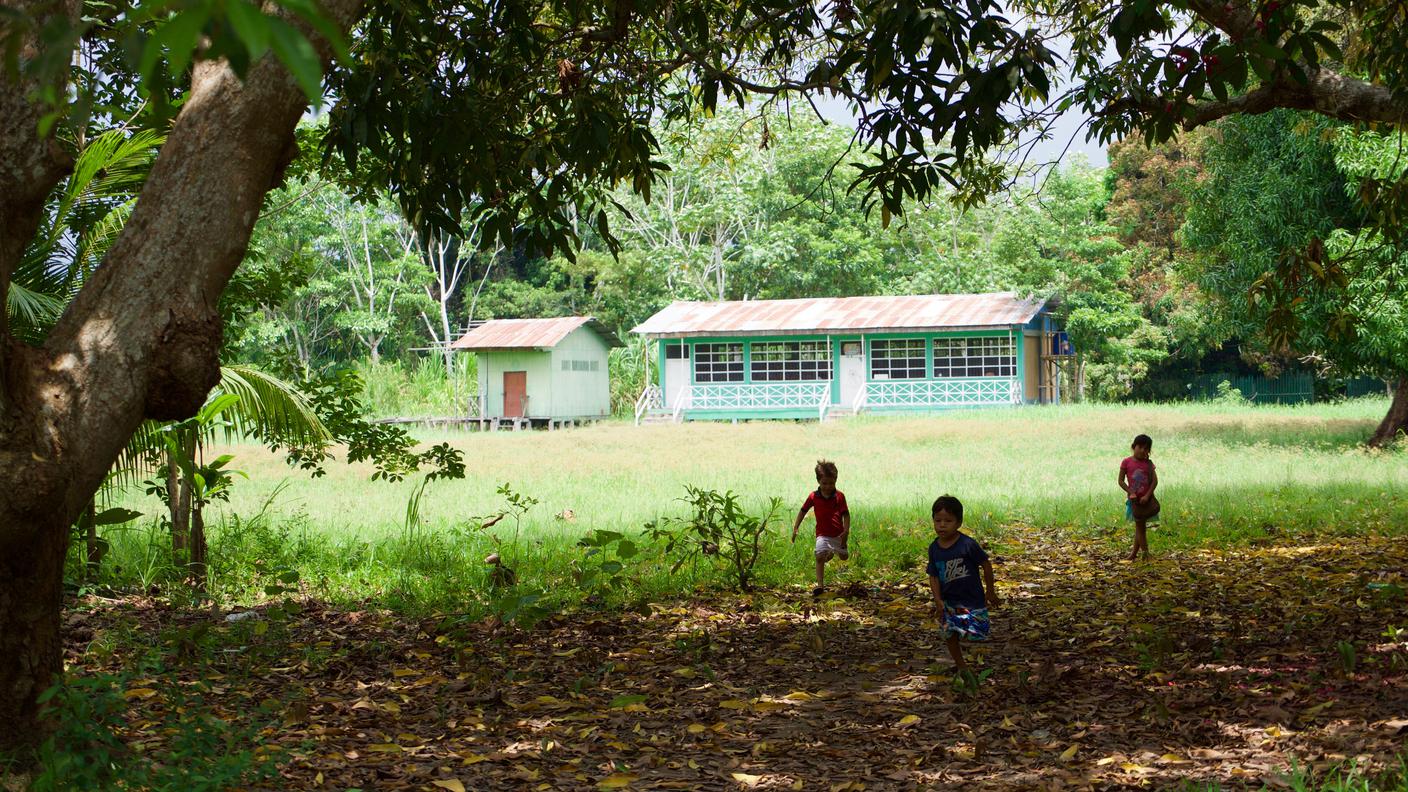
[
  {"left": 1118, "top": 433, "right": 1159, "bottom": 560},
  {"left": 791, "top": 459, "right": 850, "bottom": 596}
]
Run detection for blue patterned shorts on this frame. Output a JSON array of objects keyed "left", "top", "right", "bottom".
[{"left": 943, "top": 606, "right": 991, "bottom": 641}]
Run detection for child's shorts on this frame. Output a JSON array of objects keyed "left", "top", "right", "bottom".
[
  {"left": 814, "top": 535, "right": 849, "bottom": 562},
  {"left": 942, "top": 606, "right": 991, "bottom": 641}
]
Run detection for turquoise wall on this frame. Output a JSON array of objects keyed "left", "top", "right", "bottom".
[{"left": 648, "top": 314, "right": 1063, "bottom": 418}]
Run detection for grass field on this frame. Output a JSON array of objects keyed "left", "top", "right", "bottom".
[{"left": 98, "top": 399, "right": 1408, "bottom": 612}]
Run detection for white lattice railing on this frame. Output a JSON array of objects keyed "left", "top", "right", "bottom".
[
  {"left": 672, "top": 389, "right": 691, "bottom": 423},
  {"left": 863, "top": 377, "right": 1021, "bottom": 408},
  {"left": 686, "top": 382, "right": 831, "bottom": 411},
  {"left": 633, "top": 384, "right": 663, "bottom": 426}
]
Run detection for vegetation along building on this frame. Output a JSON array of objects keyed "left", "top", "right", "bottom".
[
  {"left": 631, "top": 293, "right": 1069, "bottom": 423},
  {"left": 452, "top": 317, "right": 622, "bottom": 428}
]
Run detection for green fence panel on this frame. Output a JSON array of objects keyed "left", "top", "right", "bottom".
[
  {"left": 1189, "top": 372, "right": 1315, "bottom": 404},
  {"left": 1346, "top": 377, "right": 1390, "bottom": 398}
]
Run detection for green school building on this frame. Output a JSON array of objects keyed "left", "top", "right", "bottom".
[{"left": 631, "top": 293, "right": 1070, "bottom": 424}]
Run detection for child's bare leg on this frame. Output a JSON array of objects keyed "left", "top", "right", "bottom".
[
  {"left": 1131, "top": 520, "right": 1147, "bottom": 560},
  {"left": 815, "top": 557, "right": 826, "bottom": 587},
  {"left": 946, "top": 633, "right": 967, "bottom": 671}
]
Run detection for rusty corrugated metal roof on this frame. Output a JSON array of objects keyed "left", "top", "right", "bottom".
[
  {"left": 631, "top": 292, "right": 1046, "bottom": 337},
  {"left": 450, "top": 317, "right": 623, "bottom": 350}
]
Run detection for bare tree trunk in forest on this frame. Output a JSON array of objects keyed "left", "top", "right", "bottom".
[
  {"left": 1369, "top": 377, "right": 1408, "bottom": 447},
  {"left": 84, "top": 499, "right": 99, "bottom": 576},
  {"left": 0, "top": 0, "right": 361, "bottom": 753},
  {"left": 189, "top": 503, "right": 208, "bottom": 588},
  {"left": 168, "top": 442, "right": 191, "bottom": 557}
]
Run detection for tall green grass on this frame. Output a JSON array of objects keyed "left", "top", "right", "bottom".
[
  {"left": 356, "top": 357, "right": 477, "bottom": 418},
  {"left": 94, "top": 399, "right": 1408, "bottom": 614}
]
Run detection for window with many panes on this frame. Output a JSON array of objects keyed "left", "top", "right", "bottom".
[
  {"left": 870, "top": 339, "right": 926, "bottom": 379},
  {"left": 750, "top": 341, "right": 831, "bottom": 381},
  {"left": 694, "top": 343, "right": 744, "bottom": 382},
  {"left": 933, "top": 337, "right": 1016, "bottom": 377}
]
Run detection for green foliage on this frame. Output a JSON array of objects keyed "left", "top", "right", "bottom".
[
  {"left": 1, "top": 0, "right": 345, "bottom": 129},
  {"left": 320, "top": 0, "right": 1057, "bottom": 254},
  {"left": 356, "top": 358, "right": 477, "bottom": 419},
  {"left": 1336, "top": 639, "right": 1358, "bottom": 675},
  {"left": 648, "top": 487, "right": 784, "bottom": 592},
  {"left": 1244, "top": 756, "right": 1408, "bottom": 792},
  {"left": 10, "top": 674, "right": 275, "bottom": 791},
  {"left": 1213, "top": 380, "right": 1249, "bottom": 406},
  {"left": 288, "top": 369, "right": 465, "bottom": 482},
  {"left": 573, "top": 528, "right": 640, "bottom": 596},
  {"left": 11, "top": 129, "right": 162, "bottom": 343},
  {"left": 608, "top": 337, "right": 653, "bottom": 416},
  {"left": 229, "top": 181, "right": 435, "bottom": 371},
  {"left": 1184, "top": 111, "right": 1408, "bottom": 381}
]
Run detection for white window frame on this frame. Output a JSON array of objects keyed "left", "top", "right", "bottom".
[
  {"left": 870, "top": 338, "right": 927, "bottom": 380},
  {"left": 694, "top": 342, "right": 744, "bottom": 383},
  {"left": 750, "top": 340, "right": 832, "bottom": 382},
  {"left": 933, "top": 337, "right": 1016, "bottom": 378}
]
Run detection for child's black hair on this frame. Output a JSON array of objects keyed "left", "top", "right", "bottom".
[
  {"left": 931, "top": 494, "right": 963, "bottom": 524},
  {"left": 1132, "top": 434, "right": 1153, "bottom": 449},
  {"left": 815, "top": 459, "right": 838, "bottom": 480}
]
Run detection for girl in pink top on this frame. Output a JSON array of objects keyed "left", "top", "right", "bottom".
[{"left": 1118, "top": 434, "right": 1159, "bottom": 560}]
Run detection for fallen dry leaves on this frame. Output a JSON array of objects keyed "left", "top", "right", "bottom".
[{"left": 66, "top": 527, "right": 1408, "bottom": 790}]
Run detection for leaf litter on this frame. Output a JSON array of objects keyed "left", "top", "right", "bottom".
[{"left": 66, "top": 527, "right": 1408, "bottom": 790}]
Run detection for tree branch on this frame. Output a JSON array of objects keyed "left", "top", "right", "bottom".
[{"left": 1183, "top": 68, "right": 1408, "bottom": 130}]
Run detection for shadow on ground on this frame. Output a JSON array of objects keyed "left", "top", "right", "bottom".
[{"left": 65, "top": 527, "right": 1408, "bottom": 790}]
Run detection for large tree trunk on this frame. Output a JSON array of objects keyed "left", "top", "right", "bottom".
[
  {"left": 0, "top": 0, "right": 362, "bottom": 754},
  {"left": 1369, "top": 377, "right": 1408, "bottom": 447},
  {"left": 0, "top": 514, "right": 70, "bottom": 752}
]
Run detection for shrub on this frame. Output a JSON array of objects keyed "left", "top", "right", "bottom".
[{"left": 648, "top": 486, "right": 784, "bottom": 591}]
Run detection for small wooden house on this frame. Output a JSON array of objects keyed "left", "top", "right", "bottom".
[
  {"left": 631, "top": 292, "right": 1069, "bottom": 423},
  {"left": 451, "top": 317, "right": 622, "bottom": 426}
]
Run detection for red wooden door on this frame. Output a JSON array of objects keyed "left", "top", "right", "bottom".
[{"left": 503, "top": 371, "right": 527, "bottom": 418}]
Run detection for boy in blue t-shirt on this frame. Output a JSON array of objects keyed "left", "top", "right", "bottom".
[{"left": 926, "top": 495, "right": 999, "bottom": 673}]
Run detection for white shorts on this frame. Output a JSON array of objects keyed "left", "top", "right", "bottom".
[{"left": 814, "top": 535, "right": 849, "bottom": 562}]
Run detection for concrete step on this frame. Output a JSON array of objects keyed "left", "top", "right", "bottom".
[{"left": 637, "top": 414, "right": 677, "bottom": 425}]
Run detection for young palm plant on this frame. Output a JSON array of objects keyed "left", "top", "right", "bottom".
[{"left": 113, "top": 365, "right": 331, "bottom": 587}]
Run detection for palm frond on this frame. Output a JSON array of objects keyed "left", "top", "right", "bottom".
[
  {"left": 70, "top": 197, "right": 137, "bottom": 287},
  {"left": 207, "top": 365, "right": 331, "bottom": 448},
  {"left": 103, "top": 366, "right": 330, "bottom": 498},
  {"left": 107, "top": 419, "right": 169, "bottom": 492},
  {"left": 5, "top": 281, "right": 65, "bottom": 341},
  {"left": 17, "top": 130, "right": 164, "bottom": 318}
]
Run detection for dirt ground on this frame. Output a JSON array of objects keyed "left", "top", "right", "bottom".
[{"left": 66, "top": 527, "right": 1408, "bottom": 790}]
